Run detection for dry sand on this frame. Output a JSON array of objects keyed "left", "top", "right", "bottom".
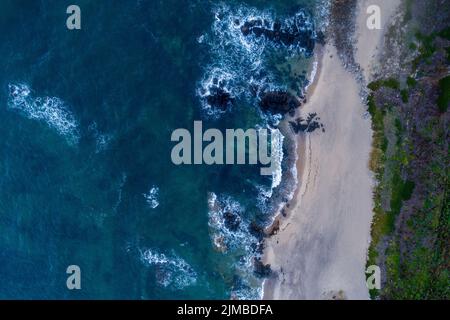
[{"left": 263, "top": 0, "right": 400, "bottom": 300}]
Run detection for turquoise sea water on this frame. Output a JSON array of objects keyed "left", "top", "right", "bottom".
[{"left": 0, "top": 0, "right": 322, "bottom": 299}]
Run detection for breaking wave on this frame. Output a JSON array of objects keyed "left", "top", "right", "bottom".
[
  {"left": 7, "top": 83, "right": 79, "bottom": 144},
  {"left": 269, "top": 127, "right": 284, "bottom": 190},
  {"left": 143, "top": 186, "right": 160, "bottom": 209},
  {"left": 140, "top": 249, "right": 197, "bottom": 290}
]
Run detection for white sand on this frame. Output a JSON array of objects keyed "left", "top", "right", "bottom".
[{"left": 263, "top": 0, "right": 400, "bottom": 300}]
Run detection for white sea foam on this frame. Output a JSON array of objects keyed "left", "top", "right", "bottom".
[
  {"left": 269, "top": 128, "right": 284, "bottom": 190},
  {"left": 314, "top": 0, "right": 331, "bottom": 33},
  {"left": 207, "top": 192, "right": 256, "bottom": 258},
  {"left": 305, "top": 60, "right": 318, "bottom": 93},
  {"left": 7, "top": 83, "right": 79, "bottom": 144},
  {"left": 140, "top": 249, "right": 197, "bottom": 290},
  {"left": 143, "top": 186, "right": 160, "bottom": 209},
  {"left": 88, "top": 122, "right": 112, "bottom": 153},
  {"left": 232, "top": 282, "right": 263, "bottom": 300}
]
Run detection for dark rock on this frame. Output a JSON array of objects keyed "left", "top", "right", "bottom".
[
  {"left": 254, "top": 258, "right": 272, "bottom": 278},
  {"left": 259, "top": 91, "right": 301, "bottom": 115},
  {"left": 223, "top": 211, "right": 240, "bottom": 232},
  {"left": 289, "top": 113, "right": 323, "bottom": 133},
  {"left": 205, "top": 87, "right": 234, "bottom": 110},
  {"left": 249, "top": 221, "right": 265, "bottom": 240},
  {"left": 316, "top": 31, "right": 326, "bottom": 45}
]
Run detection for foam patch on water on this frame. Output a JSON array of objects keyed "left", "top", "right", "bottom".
[
  {"left": 140, "top": 249, "right": 197, "bottom": 290},
  {"left": 7, "top": 83, "right": 79, "bottom": 144},
  {"left": 196, "top": 67, "right": 236, "bottom": 118},
  {"left": 88, "top": 122, "right": 113, "bottom": 153},
  {"left": 231, "top": 278, "right": 263, "bottom": 300},
  {"left": 143, "top": 186, "right": 160, "bottom": 209},
  {"left": 197, "top": 4, "right": 315, "bottom": 117},
  {"left": 207, "top": 193, "right": 258, "bottom": 268}
]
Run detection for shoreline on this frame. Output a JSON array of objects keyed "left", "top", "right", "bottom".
[
  {"left": 262, "top": 44, "right": 324, "bottom": 242},
  {"left": 262, "top": 0, "right": 401, "bottom": 299},
  {"left": 261, "top": 45, "right": 323, "bottom": 299}
]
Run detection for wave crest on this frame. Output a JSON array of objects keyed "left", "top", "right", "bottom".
[
  {"left": 7, "top": 83, "right": 79, "bottom": 144},
  {"left": 140, "top": 249, "right": 197, "bottom": 290}
]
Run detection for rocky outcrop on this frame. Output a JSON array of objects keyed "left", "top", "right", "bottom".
[
  {"left": 253, "top": 258, "right": 272, "bottom": 278},
  {"left": 240, "top": 18, "right": 315, "bottom": 52},
  {"left": 205, "top": 87, "right": 234, "bottom": 111},
  {"left": 289, "top": 113, "right": 324, "bottom": 133},
  {"left": 223, "top": 210, "right": 241, "bottom": 232},
  {"left": 259, "top": 91, "right": 301, "bottom": 115}
]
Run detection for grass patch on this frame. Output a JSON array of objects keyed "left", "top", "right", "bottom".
[
  {"left": 366, "top": 88, "right": 416, "bottom": 299},
  {"left": 407, "top": 76, "right": 417, "bottom": 88},
  {"left": 415, "top": 31, "right": 436, "bottom": 59},
  {"left": 438, "top": 26, "right": 450, "bottom": 40},
  {"left": 366, "top": 92, "right": 389, "bottom": 299},
  {"left": 368, "top": 78, "right": 401, "bottom": 91},
  {"left": 437, "top": 76, "right": 450, "bottom": 112}
]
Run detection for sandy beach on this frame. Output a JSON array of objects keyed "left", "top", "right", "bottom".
[{"left": 263, "top": 0, "right": 400, "bottom": 300}]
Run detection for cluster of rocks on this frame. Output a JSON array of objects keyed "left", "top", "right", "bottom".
[
  {"left": 259, "top": 90, "right": 302, "bottom": 115},
  {"left": 289, "top": 112, "right": 324, "bottom": 134},
  {"left": 240, "top": 18, "right": 315, "bottom": 52}
]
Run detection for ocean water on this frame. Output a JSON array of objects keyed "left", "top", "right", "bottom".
[{"left": 0, "top": 0, "right": 323, "bottom": 299}]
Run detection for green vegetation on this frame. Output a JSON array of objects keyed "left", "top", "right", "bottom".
[
  {"left": 400, "top": 89, "right": 409, "bottom": 103},
  {"left": 366, "top": 91, "right": 390, "bottom": 299},
  {"left": 367, "top": 75, "right": 449, "bottom": 299},
  {"left": 404, "top": 0, "right": 414, "bottom": 23},
  {"left": 438, "top": 26, "right": 450, "bottom": 40},
  {"left": 368, "top": 78, "right": 401, "bottom": 91},
  {"left": 407, "top": 76, "right": 417, "bottom": 88},
  {"left": 415, "top": 31, "right": 436, "bottom": 60},
  {"left": 413, "top": 27, "right": 450, "bottom": 69},
  {"left": 367, "top": 1, "right": 449, "bottom": 300},
  {"left": 437, "top": 76, "right": 450, "bottom": 112}
]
